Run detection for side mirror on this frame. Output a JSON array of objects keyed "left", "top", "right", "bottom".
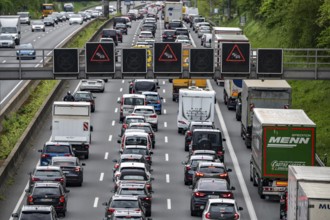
[
  {"left": 238, "top": 207, "right": 243, "bottom": 211},
  {"left": 150, "top": 151, "right": 153, "bottom": 154},
  {"left": 181, "top": 161, "right": 186, "bottom": 165},
  {"left": 90, "top": 125, "right": 93, "bottom": 132},
  {"left": 81, "top": 163, "right": 86, "bottom": 166},
  {"left": 12, "top": 213, "right": 19, "bottom": 218},
  {"left": 227, "top": 168, "right": 232, "bottom": 172},
  {"left": 117, "top": 139, "right": 121, "bottom": 144},
  {"left": 37, "top": 149, "right": 42, "bottom": 152},
  {"left": 160, "top": 97, "right": 163, "bottom": 100},
  {"left": 117, "top": 100, "right": 121, "bottom": 104},
  {"left": 150, "top": 169, "right": 153, "bottom": 172},
  {"left": 112, "top": 159, "right": 118, "bottom": 163},
  {"left": 111, "top": 189, "right": 115, "bottom": 193},
  {"left": 157, "top": 86, "right": 160, "bottom": 89},
  {"left": 151, "top": 177, "right": 155, "bottom": 181},
  {"left": 231, "top": 186, "right": 236, "bottom": 190},
  {"left": 25, "top": 189, "right": 30, "bottom": 193},
  {"left": 93, "top": 96, "right": 96, "bottom": 99},
  {"left": 222, "top": 138, "right": 226, "bottom": 141},
  {"left": 66, "top": 189, "right": 70, "bottom": 193},
  {"left": 102, "top": 202, "right": 108, "bottom": 206}
]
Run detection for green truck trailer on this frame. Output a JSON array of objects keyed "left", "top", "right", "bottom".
[{"left": 249, "top": 108, "right": 316, "bottom": 200}]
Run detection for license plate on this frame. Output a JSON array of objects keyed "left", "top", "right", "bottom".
[
  {"left": 40, "top": 198, "right": 52, "bottom": 202},
  {"left": 73, "top": 147, "right": 76, "bottom": 151},
  {"left": 208, "top": 195, "right": 219, "bottom": 199}
]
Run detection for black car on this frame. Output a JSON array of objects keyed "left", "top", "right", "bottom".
[
  {"left": 175, "top": 28, "right": 189, "bottom": 37},
  {"left": 26, "top": 182, "right": 69, "bottom": 217},
  {"left": 184, "top": 121, "right": 215, "bottom": 151},
  {"left": 12, "top": 205, "right": 58, "bottom": 220},
  {"left": 235, "top": 92, "right": 242, "bottom": 121},
  {"left": 73, "top": 91, "right": 95, "bottom": 112},
  {"left": 190, "top": 178, "right": 235, "bottom": 216},
  {"left": 122, "top": 145, "right": 153, "bottom": 165},
  {"left": 182, "top": 155, "right": 215, "bottom": 185},
  {"left": 162, "top": 30, "right": 176, "bottom": 42},
  {"left": 168, "top": 21, "right": 182, "bottom": 29},
  {"left": 114, "top": 169, "right": 154, "bottom": 192},
  {"left": 113, "top": 17, "right": 127, "bottom": 27},
  {"left": 192, "top": 162, "right": 232, "bottom": 187},
  {"left": 28, "top": 166, "right": 66, "bottom": 192},
  {"left": 131, "top": 80, "right": 159, "bottom": 94},
  {"left": 115, "top": 183, "right": 153, "bottom": 217},
  {"left": 101, "top": 29, "right": 118, "bottom": 46},
  {"left": 116, "top": 30, "right": 123, "bottom": 43},
  {"left": 50, "top": 156, "right": 85, "bottom": 186},
  {"left": 115, "top": 23, "right": 128, "bottom": 35},
  {"left": 189, "top": 129, "right": 226, "bottom": 162}
]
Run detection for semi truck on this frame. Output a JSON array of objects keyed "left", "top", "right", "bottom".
[
  {"left": 177, "top": 86, "right": 216, "bottom": 134},
  {"left": 223, "top": 79, "right": 242, "bottom": 110},
  {"left": 250, "top": 108, "right": 316, "bottom": 200},
  {"left": 0, "top": 16, "right": 21, "bottom": 45},
  {"left": 164, "top": 1, "right": 183, "bottom": 29},
  {"left": 282, "top": 166, "right": 330, "bottom": 220},
  {"left": 50, "top": 101, "right": 92, "bottom": 159},
  {"left": 172, "top": 79, "right": 207, "bottom": 102},
  {"left": 241, "top": 80, "right": 292, "bottom": 148}
]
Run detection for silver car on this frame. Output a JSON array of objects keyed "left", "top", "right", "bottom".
[
  {"left": 79, "top": 79, "right": 105, "bottom": 92},
  {"left": 69, "top": 14, "right": 83, "bottom": 25},
  {"left": 31, "top": 21, "right": 45, "bottom": 32},
  {"left": 0, "top": 35, "right": 15, "bottom": 48},
  {"left": 198, "top": 26, "right": 211, "bottom": 38}
]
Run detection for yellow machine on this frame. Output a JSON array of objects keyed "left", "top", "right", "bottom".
[
  {"left": 42, "top": 3, "right": 54, "bottom": 18},
  {"left": 172, "top": 79, "right": 207, "bottom": 101}
]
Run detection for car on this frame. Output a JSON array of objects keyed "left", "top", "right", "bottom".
[
  {"left": 140, "top": 23, "right": 156, "bottom": 36},
  {"left": 26, "top": 182, "right": 69, "bottom": 217},
  {"left": 114, "top": 183, "right": 153, "bottom": 217},
  {"left": 80, "top": 79, "right": 105, "bottom": 92},
  {"left": 202, "top": 198, "right": 243, "bottom": 220},
  {"left": 50, "top": 156, "right": 85, "bottom": 186},
  {"left": 194, "top": 22, "right": 211, "bottom": 33},
  {"left": 176, "top": 39, "right": 193, "bottom": 48},
  {"left": 78, "top": 11, "right": 88, "bottom": 21},
  {"left": 189, "top": 129, "right": 226, "bottom": 162},
  {"left": 190, "top": 178, "right": 235, "bottom": 216},
  {"left": 121, "top": 145, "right": 153, "bottom": 165},
  {"left": 113, "top": 162, "right": 152, "bottom": 183},
  {"left": 131, "top": 79, "right": 159, "bottom": 94},
  {"left": 132, "top": 105, "right": 158, "bottom": 131},
  {"left": 102, "top": 195, "right": 146, "bottom": 218},
  {"left": 115, "top": 23, "right": 128, "bottom": 35},
  {"left": 43, "top": 17, "right": 55, "bottom": 26},
  {"left": 192, "top": 162, "right": 232, "bottom": 187},
  {"left": 142, "top": 92, "right": 163, "bottom": 115},
  {"left": 73, "top": 91, "right": 96, "bottom": 112},
  {"left": 17, "top": 12, "right": 31, "bottom": 25},
  {"left": 113, "top": 154, "right": 151, "bottom": 174},
  {"left": 162, "top": 30, "right": 176, "bottom": 42},
  {"left": 175, "top": 27, "right": 189, "bottom": 37},
  {"left": 16, "top": 43, "right": 36, "bottom": 60},
  {"left": 12, "top": 205, "right": 59, "bottom": 220},
  {"left": 118, "top": 131, "right": 153, "bottom": 152},
  {"left": 38, "top": 142, "right": 75, "bottom": 166},
  {"left": 138, "top": 31, "right": 154, "bottom": 41},
  {"left": 69, "top": 14, "right": 83, "bottom": 25},
  {"left": 101, "top": 29, "right": 119, "bottom": 46},
  {"left": 184, "top": 121, "right": 215, "bottom": 151},
  {"left": 113, "top": 17, "right": 127, "bottom": 27},
  {"left": 176, "top": 34, "right": 189, "bottom": 41},
  {"left": 49, "top": 14, "right": 59, "bottom": 24},
  {"left": 118, "top": 94, "right": 146, "bottom": 122},
  {"left": 128, "top": 122, "right": 155, "bottom": 148},
  {"left": 114, "top": 169, "right": 154, "bottom": 192},
  {"left": 100, "top": 37, "right": 115, "bottom": 43},
  {"left": 182, "top": 155, "right": 216, "bottom": 185},
  {"left": 121, "top": 16, "right": 132, "bottom": 28},
  {"left": 31, "top": 20, "right": 45, "bottom": 32},
  {"left": 28, "top": 166, "right": 66, "bottom": 192},
  {"left": 116, "top": 30, "right": 123, "bottom": 43},
  {"left": 198, "top": 26, "right": 212, "bottom": 38},
  {"left": 167, "top": 21, "right": 183, "bottom": 29},
  {"left": 120, "top": 115, "right": 146, "bottom": 137},
  {"left": 201, "top": 33, "right": 212, "bottom": 48},
  {"left": 0, "top": 35, "right": 15, "bottom": 48}
]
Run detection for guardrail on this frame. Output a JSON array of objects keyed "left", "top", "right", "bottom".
[{"left": 316, "top": 153, "right": 327, "bottom": 167}]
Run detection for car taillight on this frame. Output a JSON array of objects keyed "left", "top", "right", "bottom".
[
  {"left": 178, "top": 120, "right": 187, "bottom": 125},
  {"left": 107, "top": 208, "right": 115, "bottom": 214},
  {"left": 150, "top": 114, "right": 157, "bottom": 118},
  {"left": 145, "top": 156, "right": 151, "bottom": 161},
  {"left": 162, "top": 34, "right": 166, "bottom": 37},
  {"left": 219, "top": 173, "right": 228, "bottom": 177},
  {"left": 84, "top": 144, "right": 89, "bottom": 149},
  {"left": 135, "top": 209, "right": 141, "bottom": 212},
  {"left": 194, "top": 192, "right": 206, "bottom": 197},
  {"left": 75, "top": 167, "right": 80, "bottom": 172},
  {"left": 41, "top": 154, "right": 50, "bottom": 158},
  {"left": 64, "top": 154, "right": 72, "bottom": 156},
  {"left": 205, "top": 212, "right": 211, "bottom": 219},
  {"left": 196, "top": 172, "right": 204, "bottom": 177},
  {"left": 217, "top": 151, "right": 223, "bottom": 156},
  {"left": 114, "top": 163, "right": 119, "bottom": 169},
  {"left": 187, "top": 131, "right": 192, "bottom": 136},
  {"left": 55, "top": 178, "right": 64, "bottom": 183},
  {"left": 185, "top": 165, "right": 191, "bottom": 170},
  {"left": 222, "top": 193, "right": 233, "bottom": 198},
  {"left": 123, "top": 124, "right": 127, "bottom": 129},
  {"left": 234, "top": 213, "right": 240, "bottom": 219},
  {"left": 28, "top": 195, "right": 33, "bottom": 203},
  {"left": 32, "top": 177, "right": 40, "bottom": 182},
  {"left": 146, "top": 184, "right": 151, "bottom": 189},
  {"left": 144, "top": 197, "right": 152, "bottom": 201},
  {"left": 157, "top": 100, "right": 161, "bottom": 104},
  {"left": 59, "top": 196, "right": 65, "bottom": 203},
  {"left": 120, "top": 106, "right": 123, "bottom": 112}
]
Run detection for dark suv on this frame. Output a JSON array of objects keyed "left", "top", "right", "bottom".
[
  {"left": 189, "top": 129, "right": 226, "bottom": 162},
  {"left": 175, "top": 28, "right": 189, "bottom": 37},
  {"left": 132, "top": 80, "right": 159, "bottom": 94},
  {"left": 12, "top": 205, "right": 58, "bottom": 220},
  {"left": 162, "top": 30, "right": 176, "bottom": 42},
  {"left": 101, "top": 29, "right": 118, "bottom": 46},
  {"left": 184, "top": 121, "right": 214, "bottom": 151}
]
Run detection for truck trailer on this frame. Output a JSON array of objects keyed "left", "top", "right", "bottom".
[
  {"left": 164, "top": 1, "right": 183, "bottom": 29},
  {"left": 250, "top": 108, "right": 316, "bottom": 200},
  {"left": 241, "top": 80, "right": 292, "bottom": 148}
]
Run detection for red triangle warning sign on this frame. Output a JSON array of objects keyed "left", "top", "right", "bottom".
[
  {"left": 91, "top": 44, "right": 110, "bottom": 62},
  {"left": 158, "top": 44, "right": 178, "bottom": 62},
  {"left": 226, "top": 44, "right": 246, "bottom": 62}
]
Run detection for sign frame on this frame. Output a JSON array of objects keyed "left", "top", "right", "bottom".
[
  {"left": 53, "top": 48, "right": 79, "bottom": 74},
  {"left": 189, "top": 48, "right": 215, "bottom": 73},
  {"left": 85, "top": 42, "right": 115, "bottom": 74},
  {"left": 153, "top": 42, "right": 182, "bottom": 74},
  {"left": 257, "top": 48, "right": 283, "bottom": 74},
  {"left": 121, "top": 48, "right": 147, "bottom": 73},
  {"left": 221, "top": 42, "right": 251, "bottom": 74}
]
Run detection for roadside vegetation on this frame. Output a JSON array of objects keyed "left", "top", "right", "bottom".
[{"left": 196, "top": 0, "right": 330, "bottom": 165}]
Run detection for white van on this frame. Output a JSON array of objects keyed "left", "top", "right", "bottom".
[
  {"left": 201, "top": 33, "right": 212, "bottom": 48},
  {"left": 177, "top": 87, "right": 216, "bottom": 134},
  {"left": 118, "top": 94, "right": 146, "bottom": 122}
]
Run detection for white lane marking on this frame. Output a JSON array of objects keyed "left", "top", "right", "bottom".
[
  {"left": 93, "top": 197, "right": 99, "bottom": 208},
  {"left": 112, "top": 120, "right": 115, "bottom": 126},
  {"left": 122, "top": 80, "right": 125, "bottom": 83},
  {"left": 109, "top": 135, "right": 113, "bottom": 142},
  {"left": 166, "top": 174, "right": 170, "bottom": 183},
  {"left": 163, "top": 80, "right": 165, "bottom": 85},
  {"left": 165, "top": 153, "right": 169, "bottom": 161},
  {"left": 115, "top": 108, "right": 118, "bottom": 113},
  {"left": 164, "top": 109, "right": 166, "bottom": 114},
  {"left": 163, "top": 89, "right": 165, "bottom": 93},
  {"left": 207, "top": 80, "right": 258, "bottom": 220},
  {"left": 167, "top": 199, "right": 171, "bottom": 210},
  {"left": 164, "top": 136, "right": 168, "bottom": 143},
  {"left": 186, "top": 23, "right": 197, "bottom": 48},
  {"left": 2, "top": 60, "right": 6, "bottom": 63},
  {"left": 117, "top": 97, "right": 120, "bottom": 102},
  {"left": 163, "top": 98, "right": 166, "bottom": 103},
  {"left": 0, "top": 81, "right": 23, "bottom": 105},
  {"left": 120, "top": 88, "right": 123, "bottom": 92},
  {"left": 99, "top": 173, "right": 104, "bottom": 181},
  {"left": 164, "top": 122, "right": 167, "bottom": 127},
  {"left": 105, "top": 152, "right": 109, "bottom": 160}
]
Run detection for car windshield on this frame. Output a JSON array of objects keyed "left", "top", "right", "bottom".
[
  {"left": 35, "top": 170, "right": 61, "bottom": 177},
  {"left": 20, "top": 212, "right": 52, "bottom": 220},
  {"left": 45, "top": 145, "right": 70, "bottom": 153},
  {"left": 130, "top": 126, "right": 151, "bottom": 133},
  {"left": 125, "top": 137, "right": 147, "bottom": 145},
  {"left": 110, "top": 200, "right": 139, "bottom": 208},
  {"left": 124, "top": 98, "right": 145, "bottom": 105},
  {"left": 123, "top": 148, "right": 147, "bottom": 155},
  {"left": 33, "top": 187, "right": 60, "bottom": 196},
  {"left": 120, "top": 174, "right": 147, "bottom": 180},
  {"left": 210, "top": 203, "right": 235, "bottom": 214},
  {"left": 133, "top": 109, "right": 154, "bottom": 115},
  {"left": 199, "top": 166, "right": 225, "bottom": 173},
  {"left": 119, "top": 188, "right": 146, "bottom": 196},
  {"left": 1, "top": 27, "right": 17, "bottom": 33}
]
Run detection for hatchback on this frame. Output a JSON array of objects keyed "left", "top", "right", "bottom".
[
  {"left": 31, "top": 20, "right": 45, "bottom": 32},
  {"left": 38, "top": 142, "right": 75, "bottom": 166},
  {"left": 182, "top": 155, "right": 215, "bottom": 185},
  {"left": 192, "top": 162, "right": 232, "bottom": 187},
  {"left": 142, "top": 92, "right": 163, "bottom": 115},
  {"left": 121, "top": 115, "right": 146, "bottom": 136},
  {"left": 132, "top": 106, "right": 158, "bottom": 131},
  {"left": 128, "top": 122, "right": 155, "bottom": 148},
  {"left": 184, "top": 121, "right": 215, "bottom": 151},
  {"left": 202, "top": 198, "right": 243, "bottom": 220},
  {"left": 79, "top": 79, "right": 105, "bottom": 93},
  {"left": 115, "top": 23, "right": 127, "bottom": 35},
  {"left": 12, "top": 205, "right": 58, "bottom": 220},
  {"left": 16, "top": 43, "right": 36, "bottom": 60},
  {"left": 131, "top": 79, "right": 159, "bottom": 94},
  {"left": 28, "top": 166, "right": 66, "bottom": 192},
  {"left": 121, "top": 145, "right": 153, "bottom": 165},
  {"left": 162, "top": 30, "right": 176, "bottom": 42}
]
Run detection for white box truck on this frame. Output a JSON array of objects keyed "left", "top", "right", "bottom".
[
  {"left": 286, "top": 166, "right": 330, "bottom": 220},
  {"left": 164, "top": 1, "right": 183, "bottom": 28},
  {"left": 51, "top": 101, "right": 92, "bottom": 159},
  {"left": 223, "top": 79, "right": 242, "bottom": 110},
  {"left": 177, "top": 86, "right": 216, "bottom": 134},
  {"left": 0, "top": 16, "right": 21, "bottom": 45}
]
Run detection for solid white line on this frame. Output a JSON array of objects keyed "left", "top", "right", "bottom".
[
  {"left": 163, "top": 98, "right": 166, "bottom": 103},
  {"left": 120, "top": 88, "right": 123, "bottom": 92},
  {"left": 207, "top": 80, "right": 258, "bottom": 220},
  {"left": 112, "top": 120, "right": 115, "bottom": 126},
  {"left": 164, "top": 109, "right": 166, "bottom": 114},
  {"left": 93, "top": 197, "right": 99, "bottom": 208},
  {"left": 105, "top": 152, "right": 109, "bottom": 160},
  {"left": 109, "top": 135, "right": 113, "bottom": 142},
  {"left": 115, "top": 108, "right": 118, "bottom": 113},
  {"left": 165, "top": 153, "right": 169, "bottom": 161},
  {"left": 9, "top": 181, "right": 29, "bottom": 220},
  {"left": 99, "top": 172, "right": 104, "bottom": 181},
  {"left": 167, "top": 199, "right": 171, "bottom": 209},
  {"left": 0, "top": 81, "right": 23, "bottom": 105},
  {"left": 164, "top": 136, "right": 168, "bottom": 143},
  {"left": 163, "top": 89, "right": 165, "bottom": 93},
  {"left": 166, "top": 174, "right": 170, "bottom": 183},
  {"left": 164, "top": 122, "right": 167, "bottom": 127}
]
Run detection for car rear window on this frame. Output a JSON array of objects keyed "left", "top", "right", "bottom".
[
  {"left": 145, "top": 94, "right": 158, "bottom": 101},
  {"left": 199, "top": 166, "right": 225, "bottom": 173},
  {"left": 20, "top": 212, "right": 52, "bottom": 220},
  {"left": 164, "top": 31, "right": 175, "bottom": 35},
  {"left": 134, "top": 81, "right": 156, "bottom": 92},
  {"left": 134, "top": 109, "right": 154, "bottom": 114},
  {"left": 33, "top": 187, "right": 61, "bottom": 196},
  {"left": 35, "top": 170, "right": 61, "bottom": 177},
  {"left": 125, "top": 137, "right": 147, "bottom": 145},
  {"left": 45, "top": 145, "right": 70, "bottom": 153},
  {"left": 126, "top": 118, "right": 145, "bottom": 124},
  {"left": 123, "top": 98, "right": 145, "bottom": 105},
  {"left": 110, "top": 200, "right": 139, "bottom": 208},
  {"left": 52, "top": 161, "right": 75, "bottom": 166},
  {"left": 169, "top": 22, "right": 181, "bottom": 28},
  {"left": 130, "top": 125, "right": 151, "bottom": 132},
  {"left": 120, "top": 174, "right": 147, "bottom": 180},
  {"left": 123, "top": 149, "right": 147, "bottom": 155},
  {"left": 175, "top": 29, "right": 189, "bottom": 35},
  {"left": 193, "top": 132, "right": 221, "bottom": 146},
  {"left": 119, "top": 188, "right": 146, "bottom": 196},
  {"left": 199, "top": 181, "right": 228, "bottom": 191},
  {"left": 74, "top": 93, "right": 92, "bottom": 100},
  {"left": 191, "top": 159, "right": 213, "bottom": 168},
  {"left": 210, "top": 203, "right": 235, "bottom": 213}
]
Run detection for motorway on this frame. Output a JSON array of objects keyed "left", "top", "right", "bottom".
[{"left": 0, "top": 5, "right": 281, "bottom": 220}]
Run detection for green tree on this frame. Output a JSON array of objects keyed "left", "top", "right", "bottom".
[{"left": 317, "top": 0, "right": 330, "bottom": 47}]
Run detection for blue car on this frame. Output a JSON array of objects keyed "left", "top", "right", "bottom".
[
  {"left": 16, "top": 43, "right": 36, "bottom": 60},
  {"left": 38, "top": 142, "right": 75, "bottom": 166},
  {"left": 142, "top": 91, "right": 163, "bottom": 115}
]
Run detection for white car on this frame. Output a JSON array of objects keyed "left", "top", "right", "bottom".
[
  {"left": 176, "top": 35, "right": 189, "bottom": 41},
  {"left": 138, "top": 31, "right": 154, "bottom": 41},
  {"left": 31, "top": 20, "right": 45, "bottom": 32},
  {"left": 79, "top": 79, "right": 105, "bottom": 92},
  {"left": 198, "top": 26, "right": 211, "bottom": 38},
  {"left": 132, "top": 105, "right": 158, "bottom": 131},
  {"left": 69, "top": 14, "right": 83, "bottom": 25},
  {"left": 0, "top": 35, "right": 15, "bottom": 48},
  {"left": 113, "top": 162, "right": 151, "bottom": 182},
  {"left": 202, "top": 198, "right": 243, "bottom": 220}
]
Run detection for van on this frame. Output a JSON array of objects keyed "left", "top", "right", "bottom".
[
  {"left": 201, "top": 33, "right": 212, "bottom": 48},
  {"left": 101, "top": 29, "right": 118, "bottom": 46},
  {"left": 118, "top": 94, "right": 146, "bottom": 122}
]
